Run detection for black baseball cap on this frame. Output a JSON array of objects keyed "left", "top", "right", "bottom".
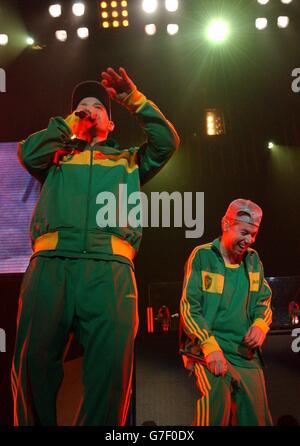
[{"left": 70, "top": 80, "right": 111, "bottom": 118}]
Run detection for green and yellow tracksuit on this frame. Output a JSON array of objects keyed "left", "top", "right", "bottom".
[
  {"left": 11, "top": 89, "right": 179, "bottom": 426},
  {"left": 180, "top": 238, "right": 273, "bottom": 426}
]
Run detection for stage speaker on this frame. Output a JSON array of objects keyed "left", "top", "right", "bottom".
[{"left": 134, "top": 330, "right": 300, "bottom": 426}]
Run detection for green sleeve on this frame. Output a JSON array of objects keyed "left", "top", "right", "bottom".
[
  {"left": 135, "top": 100, "right": 180, "bottom": 185},
  {"left": 180, "top": 248, "right": 222, "bottom": 356},
  {"left": 251, "top": 261, "right": 273, "bottom": 334},
  {"left": 18, "top": 117, "right": 72, "bottom": 181}
]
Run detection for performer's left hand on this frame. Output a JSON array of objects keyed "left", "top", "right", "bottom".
[
  {"left": 100, "top": 67, "right": 136, "bottom": 103},
  {"left": 243, "top": 326, "right": 266, "bottom": 348}
]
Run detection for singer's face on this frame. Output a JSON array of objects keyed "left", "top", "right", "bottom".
[
  {"left": 222, "top": 220, "right": 259, "bottom": 259},
  {"left": 76, "top": 97, "right": 111, "bottom": 133}
]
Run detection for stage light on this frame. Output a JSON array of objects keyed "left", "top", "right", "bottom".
[
  {"left": 145, "top": 24, "right": 156, "bottom": 35},
  {"left": 277, "top": 16, "right": 289, "bottom": 28},
  {"left": 167, "top": 24, "right": 179, "bottom": 35},
  {"left": 26, "top": 37, "right": 35, "bottom": 45},
  {"left": 255, "top": 17, "right": 268, "bottom": 30},
  {"left": 0, "top": 34, "right": 8, "bottom": 46},
  {"left": 100, "top": 0, "right": 129, "bottom": 28},
  {"left": 77, "top": 27, "right": 89, "bottom": 39},
  {"left": 268, "top": 142, "right": 274, "bottom": 149},
  {"left": 165, "top": 0, "right": 178, "bottom": 12},
  {"left": 55, "top": 30, "right": 68, "bottom": 41},
  {"left": 205, "top": 109, "right": 226, "bottom": 136},
  {"left": 206, "top": 19, "right": 230, "bottom": 42},
  {"left": 281, "top": 0, "right": 292, "bottom": 4},
  {"left": 72, "top": 2, "right": 85, "bottom": 17},
  {"left": 142, "top": 0, "right": 158, "bottom": 14},
  {"left": 257, "top": 0, "right": 269, "bottom": 4},
  {"left": 49, "top": 4, "right": 62, "bottom": 18}
]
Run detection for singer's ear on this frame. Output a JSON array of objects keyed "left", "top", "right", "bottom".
[
  {"left": 108, "top": 120, "right": 115, "bottom": 133},
  {"left": 221, "top": 217, "right": 230, "bottom": 232}
]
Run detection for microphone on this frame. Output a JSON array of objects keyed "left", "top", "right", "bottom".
[{"left": 74, "top": 110, "right": 95, "bottom": 122}]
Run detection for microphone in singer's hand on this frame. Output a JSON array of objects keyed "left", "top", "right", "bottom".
[
  {"left": 75, "top": 110, "right": 95, "bottom": 122},
  {"left": 75, "top": 110, "right": 87, "bottom": 119}
]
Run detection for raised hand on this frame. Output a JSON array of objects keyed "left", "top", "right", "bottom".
[{"left": 100, "top": 67, "right": 136, "bottom": 103}]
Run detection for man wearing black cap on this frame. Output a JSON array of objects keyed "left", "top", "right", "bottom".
[
  {"left": 180, "top": 199, "right": 273, "bottom": 425},
  {"left": 12, "top": 67, "right": 180, "bottom": 426}
]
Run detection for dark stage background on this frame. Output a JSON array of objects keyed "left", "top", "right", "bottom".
[{"left": 0, "top": 0, "right": 300, "bottom": 426}]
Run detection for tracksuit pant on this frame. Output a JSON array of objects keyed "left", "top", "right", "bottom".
[
  {"left": 11, "top": 255, "right": 139, "bottom": 426},
  {"left": 193, "top": 361, "right": 273, "bottom": 426}
]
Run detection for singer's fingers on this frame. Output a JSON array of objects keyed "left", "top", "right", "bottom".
[
  {"left": 101, "top": 72, "right": 114, "bottom": 83},
  {"left": 107, "top": 67, "right": 122, "bottom": 82},
  {"left": 244, "top": 335, "right": 251, "bottom": 345},
  {"left": 119, "top": 67, "right": 130, "bottom": 83}
]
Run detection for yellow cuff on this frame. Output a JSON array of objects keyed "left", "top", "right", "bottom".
[
  {"left": 122, "top": 88, "right": 147, "bottom": 113},
  {"left": 201, "top": 336, "right": 222, "bottom": 357},
  {"left": 252, "top": 318, "right": 270, "bottom": 335}
]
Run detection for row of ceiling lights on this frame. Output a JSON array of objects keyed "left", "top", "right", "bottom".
[
  {"left": 257, "top": 0, "right": 292, "bottom": 4},
  {"left": 0, "top": 0, "right": 294, "bottom": 46}
]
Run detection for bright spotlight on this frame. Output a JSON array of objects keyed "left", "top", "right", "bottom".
[
  {"left": 167, "top": 24, "right": 179, "bottom": 35},
  {"left": 277, "top": 16, "right": 289, "bottom": 28},
  {"left": 206, "top": 19, "right": 230, "bottom": 42},
  {"left": 72, "top": 2, "right": 85, "bottom": 17},
  {"left": 55, "top": 30, "right": 68, "bottom": 42},
  {"left": 255, "top": 18, "right": 268, "bottom": 30},
  {"left": 268, "top": 142, "right": 274, "bottom": 149},
  {"left": 165, "top": 0, "right": 178, "bottom": 12},
  {"left": 145, "top": 24, "right": 157, "bottom": 35},
  {"left": 0, "top": 34, "right": 8, "bottom": 46},
  {"left": 49, "top": 4, "right": 62, "bottom": 18},
  {"left": 26, "top": 37, "right": 35, "bottom": 45},
  {"left": 257, "top": 0, "right": 269, "bottom": 4},
  {"left": 281, "top": 0, "right": 292, "bottom": 4},
  {"left": 142, "top": 0, "right": 158, "bottom": 14},
  {"left": 77, "top": 27, "right": 89, "bottom": 39}
]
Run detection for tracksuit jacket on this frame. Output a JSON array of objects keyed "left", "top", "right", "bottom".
[
  {"left": 180, "top": 238, "right": 272, "bottom": 362},
  {"left": 18, "top": 89, "right": 180, "bottom": 264}
]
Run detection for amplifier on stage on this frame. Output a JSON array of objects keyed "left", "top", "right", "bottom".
[{"left": 146, "top": 282, "right": 181, "bottom": 333}]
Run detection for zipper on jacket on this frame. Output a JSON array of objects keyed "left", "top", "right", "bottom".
[{"left": 82, "top": 148, "right": 94, "bottom": 253}]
